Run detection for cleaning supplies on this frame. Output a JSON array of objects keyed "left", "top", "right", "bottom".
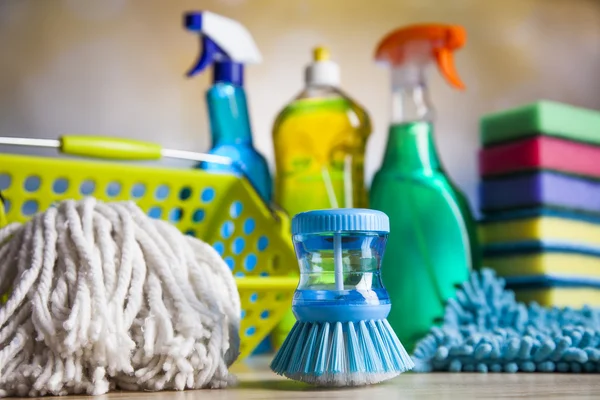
[
  {"left": 271, "top": 46, "right": 372, "bottom": 350},
  {"left": 272, "top": 46, "right": 371, "bottom": 212},
  {"left": 184, "top": 11, "right": 272, "bottom": 202},
  {"left": 413, "top": 268, "right": 600, "bottom": 374},
  {"left": 369, "top": 24, "right": 480, "bottom": 352},
  {"left": 0, "top": 198, "right": 240, "bottom": 397},
  {"left": 270, "top": 209, "right": 414, "bottom": 386},
  {"left": 478, "top": 101, "right": 600, "bottom": 308}
]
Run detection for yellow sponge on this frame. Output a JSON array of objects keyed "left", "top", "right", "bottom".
[
  {"left": 485, "top": 253, "right": 600, "bottom": 307},
  {"left": 480, "top": 209, "right": 600, "bottom": 307},
  {"left": 513, "top": 287, "right": 600, "bottom": 308},
  {"left": 480, "top": 215, "right": 600, "bottom": 248},
  {"left": 484, "top": 253, "right": 600, "bottom": 279}
]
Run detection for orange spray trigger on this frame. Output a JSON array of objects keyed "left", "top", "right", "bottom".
[
  {"left": 375, "top": 24, "right": 467, "bottom": 90},
  {"left": 435, "top": 48, "right": 465, "bottom": 90}
]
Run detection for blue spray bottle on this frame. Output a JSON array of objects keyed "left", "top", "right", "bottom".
[{"left": 184, "top": 11, "right": 272, "bottom": 202}]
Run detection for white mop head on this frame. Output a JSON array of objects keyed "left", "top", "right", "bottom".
[{"left": 0, "top": 198, "right": 241, "bottom": 397}]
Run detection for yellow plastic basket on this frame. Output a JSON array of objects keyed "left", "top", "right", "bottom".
[{"left": 0, "top": 135, "right": 298, "bottom": 360}]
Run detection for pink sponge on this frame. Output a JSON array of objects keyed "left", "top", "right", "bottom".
[{"left": 479, "top": 136, "right": 600, "bottom": 179}]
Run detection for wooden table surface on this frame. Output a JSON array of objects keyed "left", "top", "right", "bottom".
[{"left": 14, "top": 356, "right": 600, "bottom": 399}]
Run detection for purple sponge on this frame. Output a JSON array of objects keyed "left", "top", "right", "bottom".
[{"left": 480, "top": 171, "right": 600, "bottom": 214}]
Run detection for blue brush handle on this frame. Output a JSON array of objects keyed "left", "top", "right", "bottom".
[
  {"left": 292, "top": 288, "right": 391, "bottom": 323},
  {"left": 294, "top": 303, "right": 391, "bottom": 323}
]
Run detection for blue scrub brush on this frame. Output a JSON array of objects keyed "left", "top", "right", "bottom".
[
  {"left": 270, "top": 209, "right": 414, "bottom": 386},
  {"left": 412, "top": 268, "right": 600, "bottom": 373}
]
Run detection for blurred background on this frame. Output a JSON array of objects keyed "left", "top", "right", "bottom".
[{"left": 1, "top": 0, "right": 600, "bottom": 213}]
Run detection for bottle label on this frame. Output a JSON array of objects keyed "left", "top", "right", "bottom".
[{"left": 274, "top": 98, "right": 367, "bottom": 213}]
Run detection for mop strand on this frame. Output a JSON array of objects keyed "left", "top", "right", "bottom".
[{"left": 0, "top": 198, "right": 241, "bottom": 397}]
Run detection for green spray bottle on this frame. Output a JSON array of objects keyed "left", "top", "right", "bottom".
[{"left": 370, "top": 24, "right": 480, "bottom": 352}]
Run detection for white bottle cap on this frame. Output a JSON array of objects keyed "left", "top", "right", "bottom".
[{"left": 304, "top": 47, "right": 340, "bottom": 87}]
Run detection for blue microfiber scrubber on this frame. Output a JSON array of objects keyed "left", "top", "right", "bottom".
[{"left": 412, "top": 268, "right": 600, "bottom": 373}]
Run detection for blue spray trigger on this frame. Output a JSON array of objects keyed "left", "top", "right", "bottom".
[
  {"left": 184, "top": 19, "right": 244, "bottom": 85},
  {"left": 184, "top": 12, "right": 204, "bottom": 30},
  {"left": 184, "top": 12, "right": 231, "bottom": 77},
  {"left": 186, "top": 36, "right": 225, "bottom": 77},
  {"left": 183, "top": 11, "right": 260, "bottom": 86}
]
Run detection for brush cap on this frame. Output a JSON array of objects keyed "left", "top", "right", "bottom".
[{"left": 292, "top": 208, "right": 390, "bottom": 235}]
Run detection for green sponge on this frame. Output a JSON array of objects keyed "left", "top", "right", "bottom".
[{"left": 480, "top": 101, "right": 600, "bottom": 147}]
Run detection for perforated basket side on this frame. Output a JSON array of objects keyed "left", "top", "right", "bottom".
[{"left": 0, "top": 153, "right": 299, "bottom": 358}]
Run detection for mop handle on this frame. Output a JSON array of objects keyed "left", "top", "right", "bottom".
[{"left": 333, "top": 233, "right": 344, "bottom": 291}]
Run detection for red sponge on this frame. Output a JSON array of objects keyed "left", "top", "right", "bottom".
[{"left": 479, "top": 136, "right": 600, "bottom": 179}]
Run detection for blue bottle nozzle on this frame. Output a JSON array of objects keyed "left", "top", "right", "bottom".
[{"left": 184, "top": 11, "right": 261, "bottom": 86}]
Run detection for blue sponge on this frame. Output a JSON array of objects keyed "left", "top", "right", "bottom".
[{"left": 412, "top": 268, "right": 600, "bottom": 373}]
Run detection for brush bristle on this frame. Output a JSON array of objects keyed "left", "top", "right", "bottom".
[{"left": 270, "top": 319, "right": 414, "bottom": 386}]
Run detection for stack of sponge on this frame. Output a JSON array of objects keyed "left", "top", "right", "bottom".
[{"left": 478, "top": 100, "right": 600, "bottom": 307}]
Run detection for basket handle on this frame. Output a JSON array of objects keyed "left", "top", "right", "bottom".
[
  {"left": 60, "top": 136, "right": 162, "bottom": 160},
  {"left": 0, "top": 135, "right": 232, "bottom": 165}
]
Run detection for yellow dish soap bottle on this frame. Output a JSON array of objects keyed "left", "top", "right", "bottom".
[
  {"left": 271, "top": 46, "right": 372, "bottom": 349},
  {"left": 273, "top": 47, "right": 371, "bottom": 213}
]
